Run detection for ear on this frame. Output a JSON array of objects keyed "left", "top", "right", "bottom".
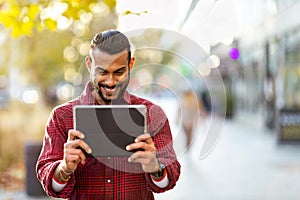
[
  {"left": 85, "top": 56, "right": 92, "bottom": 72},
  {"left": 129, "top": 57, "right": 135, "bottom": 70}
]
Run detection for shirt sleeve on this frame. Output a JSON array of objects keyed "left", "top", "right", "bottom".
[
  {"left": 151, "top": 171, "right": 169, "bottom": 188},
  {"left": 145, "top": 104, "right": 181, "bottom": 193},
  {"left": 36, "top": 107, "right": 76, "bottom": 198},
  {"left": 52, "top": 175, "right": 68, "bottom": 192}
]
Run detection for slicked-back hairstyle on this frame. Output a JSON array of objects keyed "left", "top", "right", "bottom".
[{"left": 90, "top": 30, "right": 131, "bottom": 64}]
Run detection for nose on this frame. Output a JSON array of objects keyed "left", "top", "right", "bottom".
[{"left": 104, "top": 74, "right": 116, "bottom": 87}]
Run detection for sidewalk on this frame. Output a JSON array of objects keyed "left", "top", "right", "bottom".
[
  {"left": 155, "top": 114, "right": 300, "bottom": 200},
  {"left": 0, "top": 190, "right": 51, "bottom": 200}
]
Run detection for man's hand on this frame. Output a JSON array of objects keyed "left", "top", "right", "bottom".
[
  {"left": 126, "top": 133, "right": 160, "bottom": 173},
  {"left": 54, "top": 130, "right": 92, "bottom": 182}
]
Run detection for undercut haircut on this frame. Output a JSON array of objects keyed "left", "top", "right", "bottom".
[{"left": 90, "top": 30, "right": 131, "bottom": 64}]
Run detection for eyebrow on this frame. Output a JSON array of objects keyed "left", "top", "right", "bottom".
[
  {"left": 114, "top": 66, "right": 127, "bottom": 73},
  {"left": 95, "top": 65, "right": 127, "bottom": 73}
]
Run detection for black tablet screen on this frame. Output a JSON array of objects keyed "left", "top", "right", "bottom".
[{"left": 74, "top": 105, "right": 146, "bottom": 157}]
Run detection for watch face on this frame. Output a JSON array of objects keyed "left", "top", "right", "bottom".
[
  {"left": 157, "top": 161, "right": 165, "bottom": 177},
  {"left": 151, "top": 161, "right": 165, "bottom": 178},
  {"left": 159, "top": 162, "right": 165, "bottom": 171}
]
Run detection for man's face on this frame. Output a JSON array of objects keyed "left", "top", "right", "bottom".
[{"left": 88, "top": 49, "right": 133, "bottom": 104}]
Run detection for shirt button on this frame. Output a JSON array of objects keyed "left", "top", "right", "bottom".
[{"left": 107, "top": 179, "right": 111, "bottom": 183}]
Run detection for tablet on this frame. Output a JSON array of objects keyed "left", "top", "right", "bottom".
[{"left": 74, "top": 105, "right": 147, "bottom": 157}]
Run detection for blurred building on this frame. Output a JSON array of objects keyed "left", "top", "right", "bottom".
[
  {"left": 116, "top": 0, "right": 300, "bottom": 143},
  {"left": 219, "top": 0, "right": 300, "bottom": 142}
]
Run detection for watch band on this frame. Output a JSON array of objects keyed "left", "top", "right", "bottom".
[{"left": 150, "top": 160, "right": 165, "bottom": 178}]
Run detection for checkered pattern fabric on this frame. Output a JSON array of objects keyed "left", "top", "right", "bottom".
[{"left": 36, "top": 82, "right": 181, "bottom": 200}]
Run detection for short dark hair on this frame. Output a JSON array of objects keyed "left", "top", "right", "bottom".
[{"left": 90, "top": 30, "right": 131, "bottom": 63}]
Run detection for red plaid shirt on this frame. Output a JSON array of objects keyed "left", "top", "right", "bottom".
[{"left": 36, "top": 82, "right": 181, "bottom": 200}]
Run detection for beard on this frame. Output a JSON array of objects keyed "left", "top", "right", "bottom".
[{"left": 94, "top": 73, "right": 130, "bottom": 104}]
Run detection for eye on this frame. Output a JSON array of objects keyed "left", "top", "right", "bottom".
[
  {"left": 114, "top": 71, "right": 125, "bottom": 76},
  {"left": 114, "top": 67, "right": 126, "bottom": 76},
  {"left": 95, "top": 68, "right": 107, "bottom": 75},
  {"left": 99, "top": 71, "right": 108, "bottom": 76}
]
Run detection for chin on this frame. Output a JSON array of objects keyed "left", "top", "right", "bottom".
[
  {"left": 97, "top": 86, "right": 126, "bottom": 103},
  {"left": 102, "top": 95, "right": 119, "bottom": 103}
]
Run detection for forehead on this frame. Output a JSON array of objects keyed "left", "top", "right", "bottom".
[{"left": 92, "top": 49, "right": 128, "bottom": 68}]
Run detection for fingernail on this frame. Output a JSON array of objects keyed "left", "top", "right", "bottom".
[
  {"left": 81, "top": 133, "right": 85, "bottom": 139},
  {"left": 128, "top": 157, "right": 131, "bottom": 162},
  {"left": 126, "top": 146, "right": 130, "bottom": 151},
  {"left": 135, "top": 138, "right": 138, "bottom": 142},
  {"left": 88, "top": 149, "right": 92, "bottom": 154}
]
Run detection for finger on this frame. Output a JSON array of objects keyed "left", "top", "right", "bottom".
[
  {"left": 126, "top": 141, "right": 155, "bottom": 152},
  {"left": 65, "top": 137, "right": 92, "bottom": 154},
  {"left": 128, "top": 151, "right": 155, "bottom": 164},
  {"left": 129, "top": 156, "right": 149, "bottom": 165},
  {"left": 76, "top": 149, "right": 87, "bottom": 164},
  {"left": 65, "top": 147, "right": 84, "bottom": 156},
  {"left": 128, "top": 152, "right": 159, "bottom": 173},
  {"left": 135, "top": 133, "right": 154, "bottom": 146},
  {"left": 68, "top": 129, "right": 85, "bottom": 141},
  {"left": 77, "top": 139, "right": 92, "bottom": 154},
  {"left": 64, "top": 140, "right": 80, "bottom": 150},
  {"left": 128, "top": 152, "right": 145, "bottom": 163},
  {"left": 65, "top": 148, "right": 87, "bottom": 164},
  {"left": 128, "top": 151, "right": 148, "bottom": 161},
  {"left": 65, "top": 154, "right": 80, "bottom": 164}
]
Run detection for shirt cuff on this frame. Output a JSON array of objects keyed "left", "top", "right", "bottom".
[
  {"left": 151, "top": 170, "right": 169, "bottom": 188},
  {"left": 52, "top": 174, "right": 68, "bottom": 192}
]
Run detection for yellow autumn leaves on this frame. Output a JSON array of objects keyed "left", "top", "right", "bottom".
[{"left": 0, "top": 0, "right": 115, "bottom": 38}]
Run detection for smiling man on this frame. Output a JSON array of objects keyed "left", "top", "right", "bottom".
[{"left": 36, "top": 30, "right": 181, "bottom": 199}]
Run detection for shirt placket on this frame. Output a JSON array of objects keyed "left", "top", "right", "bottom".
[{"left": 104, "top": 156, "right": 114, "bottom": 200}]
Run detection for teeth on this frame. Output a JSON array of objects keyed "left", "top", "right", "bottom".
[{"left": 102, "top": 87, "right": 116, "bottom": 93}]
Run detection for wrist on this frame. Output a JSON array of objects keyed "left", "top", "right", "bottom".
[
  {"left": 150, "top": 160, "right": 165, "bottom": 179},
  {"left": 54, "top": 162, "right": 73, "bottom": 183},
  {"left": 151, "top": 168, "right": 167, "bottom": 182},
  {"left": 59, "top": 170, "right": 72, "bottom": 182},
  {"left": 61, "top": 165, "right": 73, "bottom": 175},
  {"left": 60, "top": 160, "right": 73, "bottom": 174}
]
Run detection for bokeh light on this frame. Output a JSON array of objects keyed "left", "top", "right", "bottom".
[
  {"left": 56, "top": 83, "right": 74, "bottom": 101},
  {"left": 22, "top": 89, "right": 40, "bottom": 104},
  {"left": 64, "top": 46, "right": 79, "bottom": 63},
  {"left": 207, "top": 55, "right": 221, "bottom": 68},
  {"left": 229, "top": 47, "right": 240, "bottom": 60},
  {"left": 0, "top": 75, "right": 8, "bottom": 88}
]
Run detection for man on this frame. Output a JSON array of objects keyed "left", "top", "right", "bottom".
[{"left": 36, "top": 30, "right": 181, "bottom": 199}]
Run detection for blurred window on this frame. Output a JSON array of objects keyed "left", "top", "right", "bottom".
[
  {"left": 275, "top": 0, "right": 298, "bottom": 11},
  {"left": 280, "top": 29, "right": 300, "bottom": 109}
]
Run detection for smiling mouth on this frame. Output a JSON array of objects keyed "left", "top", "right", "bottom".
[
  {"left": 103, "top": 87, "right": 115, "bottom": 95},
  {"left": 99, "top": 85, "right": 119, "bottom": 96}
]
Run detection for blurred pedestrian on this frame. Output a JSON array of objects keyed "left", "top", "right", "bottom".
[
  {"left": 178, "top": 89, "right": 205, "bottom": 149},
  {"left": 36, "top": 30, "right": 180, "bottom": 199}
]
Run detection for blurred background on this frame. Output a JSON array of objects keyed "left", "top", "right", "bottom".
[{"left": 0, "top": 0, "right": 300, "bottom": 199}]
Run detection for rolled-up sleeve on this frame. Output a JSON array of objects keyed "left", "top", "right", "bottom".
[
  {"left": 146, "top": 104, "right": 181, "bottom": 193},
  {"left": 36, "top": 107, "right": 76, "bottom": 198}
]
